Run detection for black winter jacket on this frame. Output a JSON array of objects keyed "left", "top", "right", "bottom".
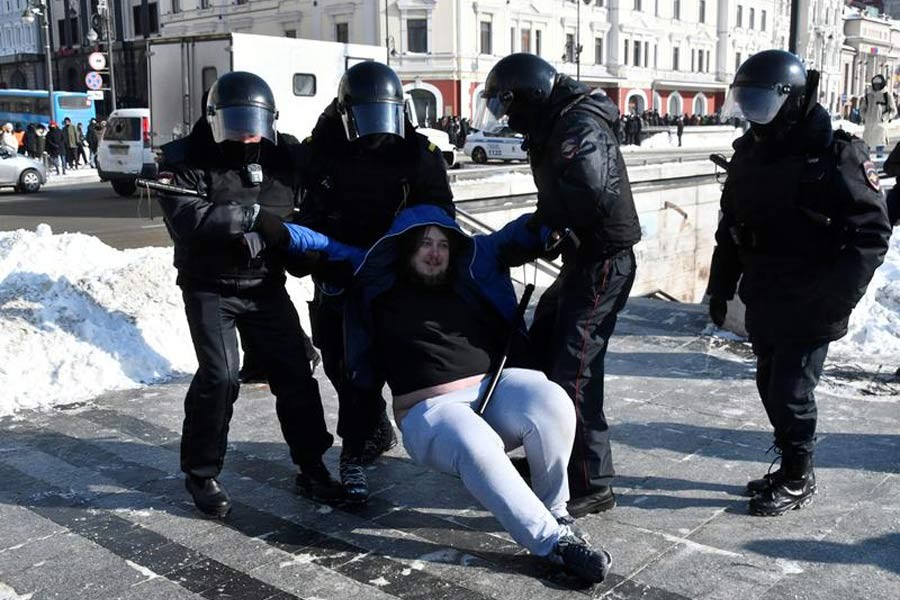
[
  {"left": 707, "top": 105, "right": 892, "bottom": 344},
  {"left": 157, "top": 119, "right": 300, "bottom": 292},
  {"left": 527, "top": 76, "right": 642, "bottom": 260},
  {"left": 294, "top": 99, "right": 454, "bottom": 250}
]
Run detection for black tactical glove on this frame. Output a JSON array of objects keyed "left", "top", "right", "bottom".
[
  {"left": 709, "top": 296, "right": 727, "bottom": 327},
  {"left": 254, "top": 208, "right": 289, "bottom": 249}
]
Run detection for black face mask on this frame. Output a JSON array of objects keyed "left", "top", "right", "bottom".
[
  {"left": 873, "top": 78, "right": 886, "bottom": 91},
  {"left": 354, "top": 133, "right": 402, "bottom": 154},
  {"left": 219, "top": 140, "right": 261, "bottom": 167}
]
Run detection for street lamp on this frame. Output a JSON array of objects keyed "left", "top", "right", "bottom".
[
  {"left": 21, "top": 0, "right": 54, "bottom": 123},
  {"left": 561, "top": 0, "right": 591, "bottom": 80}
]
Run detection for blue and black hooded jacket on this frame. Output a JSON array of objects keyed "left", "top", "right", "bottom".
[{"left": 283, "top": 204, "right": 552, "bottom": 390}]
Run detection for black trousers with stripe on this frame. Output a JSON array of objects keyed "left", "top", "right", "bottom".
[{"left": 530, "top": 249, "right": 636, "bottom": 492}]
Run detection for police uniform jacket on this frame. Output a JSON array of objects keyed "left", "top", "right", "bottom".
[
  {"left": 707, "top": 104, "right": 892, "bottom": 344},
  {"left": 527, "top": 76, "right": 642, "bottom": 260},
  {"left": 157, "top": 119, "right": 299, "bottom": 292},
  {"left": 294, "top": 99, "right": 454, "bottom": 251}
]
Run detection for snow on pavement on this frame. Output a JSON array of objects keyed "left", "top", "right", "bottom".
[
  {"left": 0, "top": 225, "right": 312, "bottom": 416},
  {"left": 0, "top": 224, "right": 896, "bottom": 417}
]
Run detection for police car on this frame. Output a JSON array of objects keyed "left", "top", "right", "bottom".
[{"left": 463, "top": 126, "right": 527, "bottom": 163}]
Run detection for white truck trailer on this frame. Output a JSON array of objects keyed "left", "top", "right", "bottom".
[{"left": 146, "top": 33, "right": 455, "bottom": 165}]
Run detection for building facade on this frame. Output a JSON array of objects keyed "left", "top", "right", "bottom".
[{"left": 0, "top": 0, "right": 871, "bottom": 121}]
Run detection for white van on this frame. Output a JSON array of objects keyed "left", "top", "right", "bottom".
[{"left": 96, "top": 108, "right": 157, "bottom": 196}]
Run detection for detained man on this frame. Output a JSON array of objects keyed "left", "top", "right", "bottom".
[{"left": 251, "top": 204, "right": 613, "bottom": 583}]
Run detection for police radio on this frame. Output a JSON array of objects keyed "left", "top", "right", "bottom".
[{"left": 244, "top": 163, "right": 263, "bottom": 186}]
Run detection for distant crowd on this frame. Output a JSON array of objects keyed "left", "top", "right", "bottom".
[{"left": 0, "top": 118, "right": 105, "bottom": 175}]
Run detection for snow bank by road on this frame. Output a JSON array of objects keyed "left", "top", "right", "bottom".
[{"left": 0, "top": 225, "right": 312, "bottom": 416}]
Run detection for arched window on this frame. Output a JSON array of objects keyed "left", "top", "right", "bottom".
[
  {"left": 625, "top": 89, "right": 647, "bottom": 115},
  {"left": 652, "top": 91, "right": 662, "bottom": 112},
  {"left": 10, "top": 70, "right": 27, "bottom": 89},
  {"left": 403, "top": 81, "right": 445, "bottom": 125},
  {"left": 692, "top": 93, "right": 708, "bottom": 116},
  {"left": 667, "top": 92, "right": 683, "bottom": 116}
]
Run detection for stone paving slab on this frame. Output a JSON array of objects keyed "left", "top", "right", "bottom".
[{"left": 0, "top": 298, "right": 897, "bottom": 600}]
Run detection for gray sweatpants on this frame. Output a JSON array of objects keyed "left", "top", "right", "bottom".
[{"left": 399, "top": 368, "right": 576, "bottom": 556}]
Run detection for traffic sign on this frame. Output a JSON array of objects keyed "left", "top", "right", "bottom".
[
  {"left": 88, "top": 52, "right": 106, "bottom": 70},
  {"left": 85, "top": 71, "right": 103, "bottom": 90},
  {"left": 87, "top": 90, "right": 104, "bottom": 100}
]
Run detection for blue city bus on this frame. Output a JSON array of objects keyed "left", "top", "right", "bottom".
[{"left": 0, "top": 90, "right": 96, "bottom": 127}]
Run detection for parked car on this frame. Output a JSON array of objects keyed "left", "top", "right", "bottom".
[
  {"left": 97, "top": 108, "right": 157, "bottom": 197},
  {"left": 0, "top": 147, "right": 47, "bottom": 193},
  {"left": 463, "top": 126, "right": 527, "bottom": 163}
]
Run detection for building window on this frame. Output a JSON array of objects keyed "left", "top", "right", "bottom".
[
  {"left": 566, "top": 33, "right": 575, "bottom": 62},
  {"left": 624, "top": 39, "right": 630, "bottom": 66},
  {"left": 595, "top": 0, "right": 603, "bottom": 5},
  {"left": 691, "top": 49, "right": 696, "bottom": 71},
  {"left": 172, "top": 0, "right": 180, "bottom": 14},
  {"left": 480, "top": 21, "right": 492, "bottom": 55},
  {"left": 634, "top": 0, "right": 642, "bottom": 10},
  {"left": 673, "top": 46, "right": 679, "bottom": 71},
  {"left": 654, "top": 44, "right": 658, "bottom": 68},
  {"left": 698, "top": 0, "right": 705, "bottom": 23},
  {"left": 200, "top": 0, "right": 209, "bottom": 8},
  {"left": 335, "top": 22, "right": 349, "bottom": 43},
  {"left": 673, "top": 0, "right": 680, "bottom": 20},
  {"left": 535, "top": 29, "right": 542, "bottom": 56},
  {"left": 594, "top": 37, "right": 603, "bottom": 64},
  {"left": 736, "top": 5, "right": 742, "bottom": 27},
  {"left": 293, "top": 73, "right": 316, "bottom": 96},
  {"left": 521, "top": 28, "right": 531, "bottom": 53},
  {"left": 510, "top": 27, "right": 515, "bottom": 52},
  {"left": 132, "top": 3, "right": 160, "bottom": 35},
  {"left": 734, "top": 52, "right": 742, "bottom": 72},
  {"left": 633, "top": 39, "right": 641, "bottom": 67},
  {"left": 749, "top": 7, "right": 755, "bottom": 29},
  {"left": 57, "top": 16, "right": 79, "bottom": 46},
  {"left": 284, "top": 29, "right": 296, "bottom": 38},
  {"left": 407, "top": 18, "right": 427, "bottom": 52},
  {"left": 236, "top": 0, "right": 247, "bottom": 4},
  {"left": 761, "top": 10, "right": 766, "bottom": 31},
  {"left": 644, "top": 41, "right": 649, "bottom": 67},
  {"left": 655, "top": 0, "right": 659, "bottom": 16}
]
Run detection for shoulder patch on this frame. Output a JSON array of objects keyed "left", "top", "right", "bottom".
[
  {"left": 428, "top": 142, "right": 437, "bottom": 153},
  {"left": 560, "top": 136, "right": 580, "bottom": 160},
  {"left": 863, "top": 160, "right": 881, "bottom": 191}
]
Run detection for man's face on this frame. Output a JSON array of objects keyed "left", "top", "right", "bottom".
[{"left": 409, "top": 226, "right": 451, "bottom": 285}]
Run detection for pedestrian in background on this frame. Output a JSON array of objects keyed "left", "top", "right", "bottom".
[
  {"left": 13, "top": 123, "right": 25, "bottom": 154},
  {"left": 86, "top": 118, "right": 101, "bottom": 167},
  {"left": 45, "top": 121, "right": 65, "bottom": 175},
  {"left": 676, "top": 116, "right": 684, "bottom": 147},
  {"left": 62, "top": 117, "right": 78, "bottom": 169},
  {"left": 0, "top": 123, "right": 18, "bottom": 154},
  {"left": 76, "top": 123, "right": 88, "bottom": 166}
]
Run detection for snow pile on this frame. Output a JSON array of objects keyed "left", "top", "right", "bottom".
[
  {"left": 833, "top": 229, "right": 900, "bottom": 361},
  {"left": 0, "top": 225, "right": 313, "bottom": 416}
]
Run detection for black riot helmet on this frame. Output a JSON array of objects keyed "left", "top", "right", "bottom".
[
  {"left": 872, "top": 74, "right": 887, "bottom": 91},
  {"left": 721, "top": 50, "right": 818, "bottom": 135},
  {"left": 336, "top": 61, "right": 406, "bottom": 141},
  {"left": 206, "top": 71, "right": 278, "bottom": 144},
  {"left": 475, "top": 53, "right": 557, "bottom": 134}
]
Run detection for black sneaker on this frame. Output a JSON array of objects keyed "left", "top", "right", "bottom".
[
  {"left": 568, "top": 486, "right": 616, "bottom": 518},
  {"left": 550, "top": 526, "right": 611, "bottom": 583},
  {"left": 359, "top": 411, "right": 398, "bottom": 465},
  {"left": 339, "top": 451, "right": 369, "bottom": 505},
  {"left": 295, "top": 459, "right": 344, "bottom": 502},
  {"left": 749, "top": 472, "right": 817, "bottom": 517},
  {"left": 185, "top": 476, "right": 231, "bottom": 518}
]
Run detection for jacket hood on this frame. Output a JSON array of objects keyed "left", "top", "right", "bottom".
[{"left": 530, "top": 75, "right": 620, "bottom": 144}]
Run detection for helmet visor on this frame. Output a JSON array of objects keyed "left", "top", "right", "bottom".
[
  {"left": 720, "top": 85, "right": 789, "bottom": 125},
  {"left": 208, "top": 105, "right": 277, "bottom": 144},
  {"left": 344, "top": 102, "right": 405, "bottom": 140},
  {"left": 471, "top": 95, "right": 508, "bottom": 132}
]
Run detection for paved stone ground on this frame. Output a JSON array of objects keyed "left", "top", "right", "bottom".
[{"left": 0, "top": 298, "right": 897, "bottom": 600}]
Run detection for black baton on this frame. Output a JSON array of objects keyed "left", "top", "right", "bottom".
[
  {"left": 136, "top": 178, "right": 207, "bottom": 198},
  {"left": 476, "top": 283, "right": 536, "bottom": 416}
]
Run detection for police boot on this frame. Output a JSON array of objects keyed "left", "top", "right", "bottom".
[
  {"left": 295, "top": 459, "right": 344, "bottom": 503},
  {"left": 359, "top": 410, "right": 397, "bottom": 465},
  {"left": 749, "top": 453, "right": 817, "bottom": 517},
  {"left": 746, "top": 448, "right": 784, "bottom": 496},
  {"left": 340, "top": 448, "right": 369, "bottom": 506},
  {"left": 185, "top": 476, "right": 231, "bottom": 519}
]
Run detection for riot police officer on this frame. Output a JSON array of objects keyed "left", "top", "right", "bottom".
[
  {"left": 476, "top": 54, "right": 642, "bottom": 518},
  {"left": 293, "top": 61, "right": 454, "bottom": 504},
  {"left": 709, "top": 50, "right": 891, "bottom": 516},
  {"left": 157, "top": 71, "right": 342, "bottom": 518}
]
